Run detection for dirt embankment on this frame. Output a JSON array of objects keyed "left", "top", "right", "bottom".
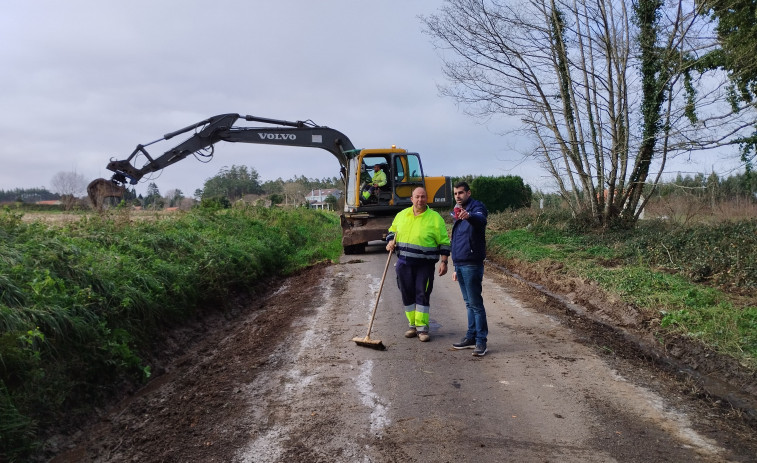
[{"left": 489, "top": 255, "right": 757, "bottom": 422}]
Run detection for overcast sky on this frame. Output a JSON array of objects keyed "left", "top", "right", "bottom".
[{"left": 1, "top": 1, "right": 744, "bottom": 198}]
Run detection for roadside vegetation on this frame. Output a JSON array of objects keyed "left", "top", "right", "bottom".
[
  {"left": 486, "top": 194, "right": 756, "bottom": 371},
  {"left": 0, "top": 205, "right": 342, "bottom": 461}
]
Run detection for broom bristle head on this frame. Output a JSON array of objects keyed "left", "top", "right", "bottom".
[{"left": 352, "top": 336, "right": 386, "bottom": 350}]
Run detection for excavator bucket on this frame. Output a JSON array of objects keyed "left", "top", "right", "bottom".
[{"left": 87, "top": 178, "right": 126, "bottom": 211}]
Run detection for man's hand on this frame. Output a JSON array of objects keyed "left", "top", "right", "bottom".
[{"left": 386, "top": 239, "right": 395, "bottom": 252}]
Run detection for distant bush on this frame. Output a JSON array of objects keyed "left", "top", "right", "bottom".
[
  {"left": 199, "top": 196, "right": 231, "bottom": 209},
  {"left": 451, "top": 175, "right": 532, "bottom": 214},
  {"left": 468, "top": 175, "right": 532, "bottom": 213}
]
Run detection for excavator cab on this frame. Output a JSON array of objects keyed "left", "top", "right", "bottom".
[{"left": 357, "top": 152, "right": 424, "bottom": 208}]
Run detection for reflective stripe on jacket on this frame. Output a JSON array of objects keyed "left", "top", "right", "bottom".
[{"left": 389, "top": 206, "right": 451, "bottom": 264}]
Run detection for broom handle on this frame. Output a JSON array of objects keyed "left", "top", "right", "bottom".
[{"left": 365, "top": 250, "right": 393, "bottom": 337}]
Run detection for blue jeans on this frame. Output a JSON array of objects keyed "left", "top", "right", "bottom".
[{"left": 456, "top": 264, "right": 488, "bottom": 344}]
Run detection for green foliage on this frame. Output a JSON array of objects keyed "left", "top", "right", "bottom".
[
  {"left": 653, "top": 171, "right": 757, "bottom": 199},
  {"left": 623, "top": 219, "right": 757, "bottom": 290},
  {"left": 146, "top": 182, "right": 161, "bottom": 197},
  {"left": 199, "top": 196, "right": 231, "bottom": 210},
  {"left": 268, "top": 193, "right": 284, "bottom": 206},
  {"left": 0, "top": 381, "right": 37, "bottom": 460},
  {"left": 698, "top": 0, "right": 757, "bottom": 169},
  {"left": 0, "top": 207, "right": 24, "bottom": 229},
  {"left": 165, "top": 189, "right": 184, "bottom": 208},
  {"left": 324, "top": 194, "right": 338, "bottom": 210},
  {"left": 202, "top": 165, "right": 263, "bottom": 200},
  {"left": 700, "top": 0, "right": 757, "bottom": 103},
  {"left": 634, "top": 0, "right": 667, "bottom": 137},
  {"left": 0, "top": 202, "right": 67, "bottom": 213},
  {"left": 489, "top": 225, "right": 600, "bottom": 263},
  {"left": 661, "top": 306, "right": 757, "bottom": 358},
  {"left": 587, "top": 266, "right": 756, "bottom": 361},
  {"left": 487, "top": 213, "right": 756, "bottom": 370},
  {"left": 0, "top": 206, "right": 341, "bottom": 460},
  {"left": 468, "top": 176, "right": 532, "bottom": 213},
  {"left": 587, "top": 266, "right": 719, "bottom": 309},
  {"left": 141, "top": 182, "right": 164, "bottom": 209}
]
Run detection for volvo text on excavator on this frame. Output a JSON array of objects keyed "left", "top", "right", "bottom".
[{"left": 89, "top": 113, "right": 452, "bottom": 254}]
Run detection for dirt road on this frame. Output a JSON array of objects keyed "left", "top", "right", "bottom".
[{"left": 50, "top": 242, "right": 756, "bottom": 462}]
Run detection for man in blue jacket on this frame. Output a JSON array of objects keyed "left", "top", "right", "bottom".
[{"left": 450, "top": 181, "right": 489, "bottom": 356}]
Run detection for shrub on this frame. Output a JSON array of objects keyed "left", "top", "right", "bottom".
[
  {"left": 466, "top": 176, "right": 532, "bottom": 213},
  {"left": 624, "top": 219, "right": 757, "bottom": 291}
]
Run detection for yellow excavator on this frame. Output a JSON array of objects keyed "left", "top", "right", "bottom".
[{"left": 89, "top": 113, "right": 452, "bottom": 253}]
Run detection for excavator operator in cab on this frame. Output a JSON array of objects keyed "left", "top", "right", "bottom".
[
  {"left": 369, "top": 164, "right": 387, "bottom": 195},
  {"left": 362, "top": 163, "right": 388, "bottom": 203}
]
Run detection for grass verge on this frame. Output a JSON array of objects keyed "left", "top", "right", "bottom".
[
  {"left": 0, "top": 205, "right": 342, "bottom": 461},
  {"left": 487, "top": 212, "right": 756, "bottom": 371}
]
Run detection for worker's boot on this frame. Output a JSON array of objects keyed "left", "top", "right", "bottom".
[
  {"left": 404, "top": 327, "right": 417, "bottom": 338},
  {"left": 418, "top": 330, "right": 430, "bottom": 342}
]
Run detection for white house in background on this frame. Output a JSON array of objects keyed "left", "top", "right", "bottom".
[{"left": 306, "top": 188, "right": 341, "bottom": 210}]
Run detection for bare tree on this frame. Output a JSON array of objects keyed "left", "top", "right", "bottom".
[
  {"left": 422, "top": 0, "right": 756, "bottom": 226},
  {"left": 283, "top": 182, "right": 307, "bottom": 206},
  {"left": 163, "top": 189, "right": 184, "bottom": 207},
  {"left": 50, "top": 171, "right": 88, "bottom": 210}
]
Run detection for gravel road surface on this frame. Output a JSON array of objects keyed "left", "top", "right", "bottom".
[{"left": 50, "top": 242, "right": 756, "bottom": 462}]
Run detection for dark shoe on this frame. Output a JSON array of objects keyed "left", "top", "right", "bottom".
[
  {"left": 472, "top": 344, "right": 488, "bottom": 357},
  {"left": 418, "top": 331, "right": 430, "bottom": 342},
  {"left": 404, "top": 327, "right": 417, "bottom": 338},
  {"left": 452, "top": 337, "right": 476, "bottom": 349}
]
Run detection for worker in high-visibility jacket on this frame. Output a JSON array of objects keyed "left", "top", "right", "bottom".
[
  {"left": 362, "top": 164, "right": 388, "bottom": 202},
  {"left": 369, "top": 164, "right": 387, "bottom": 194},
  {"left": 386, "top": 187, "right": 450, "bottom": 342}
]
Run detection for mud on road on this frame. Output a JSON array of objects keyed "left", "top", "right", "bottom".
[{"left": 47, "top": 251, "right": 757, "bottom": 462}]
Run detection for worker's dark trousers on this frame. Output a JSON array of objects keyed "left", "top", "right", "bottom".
[{"left": 395, "top": 260, "right": 435, "bottom": 330}]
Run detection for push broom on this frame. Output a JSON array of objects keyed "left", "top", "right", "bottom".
[{"left": 352, "top": 249, "right": 393, "bottom": 350}]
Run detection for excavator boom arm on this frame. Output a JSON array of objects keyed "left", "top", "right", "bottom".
[{"left": 106, "top": 113, "right": 357, "bottom": 185}]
